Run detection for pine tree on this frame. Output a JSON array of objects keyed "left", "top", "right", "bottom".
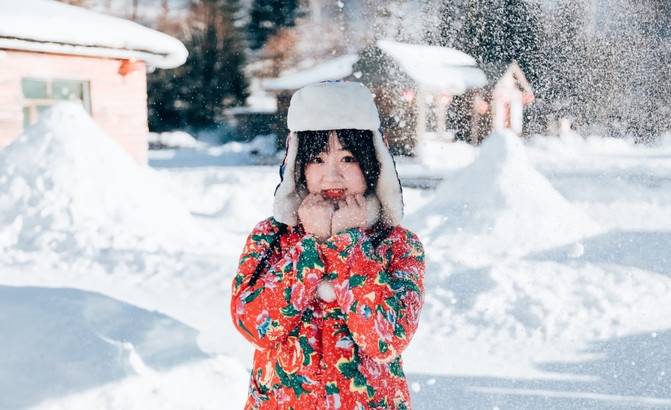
[
  {"left": 453, "top": 0, "right": 543, "bottom": 86},
  {"left": 434, "top": 0, "right": 463, "bottom": 47},
  {"left": 147, "top": 0, "right": 248, "bottom": 133},
  {"left": 247, "top": 0, "right": 300, "bottom": 50}
]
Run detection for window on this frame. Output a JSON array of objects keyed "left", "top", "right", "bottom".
[{"left": 21, "top": 78, "right": 91, "bottom": 128}]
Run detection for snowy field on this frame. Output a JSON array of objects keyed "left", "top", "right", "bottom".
[{"left": 1, "top": 104, "right": 670, "bottom": 409}]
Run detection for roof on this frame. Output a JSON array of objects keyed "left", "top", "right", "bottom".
[
  {"left": 262, "top": 54, "right": 359, "bottom": 91},
  {"left": 482, "top": 61, "right": 533, "bottom": 95},
  {"left": 0, "top": 0, "right": 187, "bottom": 69},
  {"left": 480, "top": 62, "right": 511, "bottom": 84},
  {"left": 377, "top": 39, "right": 487, "bottom": 94}
]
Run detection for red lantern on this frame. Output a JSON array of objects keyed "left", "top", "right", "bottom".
[
  {"left": 118, "top": 59, "right": 143, "bottom": 76},
  {"left": 474, "top": 95, "right": 489, "bottom": 115},
  {"left": 522, "top": 92, "right": 535, "bottom": 105},
  {"left": 402, "top": 89, "right": 415, "bottom": 103},
  {"left": 438, "top": 93, "right": 452, "bottom": 105}
]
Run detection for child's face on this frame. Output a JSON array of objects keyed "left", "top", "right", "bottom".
[{"left": 304, "top": 131, "right": 367, "bottom": 198}]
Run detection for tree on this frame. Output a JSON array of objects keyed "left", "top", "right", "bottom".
[
  {"left": 434, "top": 0, "right": 463, "bottom": 47},
  {"left": 451, "top": 0, "right": 543, "bottom": 86},
  {"left": 247, "top": 0, "right": 300, "bottom": 50},
  {"left": 147, "top": 0, "right": 248, "bottom": 133}
]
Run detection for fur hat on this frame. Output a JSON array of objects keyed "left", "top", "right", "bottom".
[{"left": 273, "top": 81, "right": 404, "bottom": 227}]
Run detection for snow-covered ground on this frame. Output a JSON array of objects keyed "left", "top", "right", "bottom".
[{"left": 1, "top": 104, "right": 670, "bottom": 409}]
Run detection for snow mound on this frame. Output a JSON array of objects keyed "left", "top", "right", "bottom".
[
  {"left": 410, "top": 131, "right": 601, "bottom": 266},
  {"left": 0, "top": 102, "right": 209, "bottom": 271},
  {"left": 148, "top": 131, "right": 205, "bottom": 149},
  {"left": 416, "top": 133, "right": 477, "bottom": 170}
]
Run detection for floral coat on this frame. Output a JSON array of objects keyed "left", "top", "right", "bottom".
[{"left": 231, "top": 217, "right": 425, "bottom": 410}]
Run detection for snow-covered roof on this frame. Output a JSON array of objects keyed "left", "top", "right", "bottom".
[
  {"left": 226, "top": 78, "right": 278, "bottom": 115},
  {"left": 0, "top": 0, "right": 187, "bottom": 69},
  {"left": 377, "top": 40, "right": 487, "bottom": 94},
  {"left": 262, "top": 54, "right": 359, "bottom": 91}
]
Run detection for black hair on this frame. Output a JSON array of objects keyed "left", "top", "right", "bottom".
[{"left": 294, "top": 129, "right": 381, "bottom": 195}]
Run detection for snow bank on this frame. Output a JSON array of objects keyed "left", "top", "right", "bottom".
[
  {"left": 0, "top": 102, "right": 209, "bottom": 272},
  {"left": 404, "top": 131, "right": 671, "bottom": 368},
  {"left": 0, "top": 0, "right": 187, "bottom": 68},
  {"left": 148, "top": 134, "right": 278, "bottom": 168},
  {"left": 0, "top": 285, "right": 247, "bottom": 410},
  {"left": 147, "top": 131, "right": 205, "bottom": 149},
  {"left": 33, "top": 355, "right": 248, "bottom": 410},
  {"left": 416, "top": 133, "right": 478, "bottom": 170},
  {"left": 409, "top": 131, "right": 601, "bottom": 266}
]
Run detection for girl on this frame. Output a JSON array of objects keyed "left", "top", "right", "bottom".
[{"left": 231, "top": 81, "right": 425, "bottom": 410}]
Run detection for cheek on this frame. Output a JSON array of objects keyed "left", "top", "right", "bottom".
[
  {"left": 304, "top": 165, "right": 321, "bottom": 193},
  {"left": 343, "top": 165, "right": 367, "bottom": 193}
]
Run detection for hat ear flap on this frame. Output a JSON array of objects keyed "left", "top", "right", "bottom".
[
  {"left": 373, "top": 130, "right": 404, "bottom": 226},
  {"left": 273, "top": 132, "right": 302, "bottom": 226}
]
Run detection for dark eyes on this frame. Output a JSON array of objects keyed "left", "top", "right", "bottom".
[{"left": 308, "top": 155, "right": 356, "bottom": 164}]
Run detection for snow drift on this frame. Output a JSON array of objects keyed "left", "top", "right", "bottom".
[
  {"left": 0, "top": 285, "right": 247, "bottom": 410},
  {"left": 410, "top": 130, "right": 601, "bottom": 266},
  {"left": 0, "top": 102, "right": 210, "bottom": 272}
]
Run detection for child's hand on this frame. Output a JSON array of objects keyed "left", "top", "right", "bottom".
[
  {"left": 298, "top": 193, "right": 335, "bottom": 241},
  {"left": 331, "top": 193, "right": 366, "bottom": 235}
]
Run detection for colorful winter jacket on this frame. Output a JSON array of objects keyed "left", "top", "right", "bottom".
[{"left": 231, "top": 217, "right": 425, "bottom": 410}]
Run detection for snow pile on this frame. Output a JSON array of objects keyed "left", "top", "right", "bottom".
[
  {"left": 415, "top": 132, "right": 478, "bottom": 170},
  {"left": 218, "top": 134, "right": 277, "bottom": 157},
  {"left": 0, "top": 102, "right": 209, "bottom": 272},
  {"left": 148, "top": 134, "right": 279, "bottom": 168},
  {"left": 147, "top": 131, "right": 205, "bottom": 149},
  {"left": 410, "top": 131, "right": 601, "bottom": 266}
]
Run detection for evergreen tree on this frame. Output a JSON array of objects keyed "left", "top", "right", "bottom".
[
  {"left": 540, "top": 0, "right": 591, "bottom": 123},
  {"left": 247, "top": 0, "right": 300, "bottom": 50},
  {"left": 453, "top": 0, "right": 543, "bottom": 86},
  {"left": 434, "top": 0, "right": 463, "bottom": 47},
  {"left": 148, "top": 0, "right": 248, "bottom": 132}
]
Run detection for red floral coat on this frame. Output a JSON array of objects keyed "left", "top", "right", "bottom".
[{"left": 231, "top": 217, "right": 425, "bottom": 409}]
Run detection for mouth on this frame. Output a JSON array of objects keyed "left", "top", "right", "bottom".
[{"left": 321, "top": 188, "right": 346, "bottom": 201}]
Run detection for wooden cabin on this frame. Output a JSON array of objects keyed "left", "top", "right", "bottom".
[{"left": 0, "top": 0, "right": 187, "bottom": 163}]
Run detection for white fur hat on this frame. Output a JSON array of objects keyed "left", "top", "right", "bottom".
[
  {"left": 273, "top": 81, "right": 404, "bottom": 228},
  {"left": 287, "top": 81, "right": 381, "bottom": 132}
]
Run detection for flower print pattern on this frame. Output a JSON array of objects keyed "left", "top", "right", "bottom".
[{"left": 231, "top": 217, "right": 425, "bottom": 409}]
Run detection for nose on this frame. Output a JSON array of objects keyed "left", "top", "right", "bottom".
[{"left": 322, "top": 159, "right": 342, "bottom": 183}]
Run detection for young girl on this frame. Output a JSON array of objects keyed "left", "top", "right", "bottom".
[{"left": 231, "top": 81, "right": 425, "bottom": 410}]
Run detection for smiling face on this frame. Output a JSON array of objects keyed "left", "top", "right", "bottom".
[{"left": 304, "top": 131, "right": 367, "bottom": 198}]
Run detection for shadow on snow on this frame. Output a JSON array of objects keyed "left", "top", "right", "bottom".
[
  {"left": 0, "top": 285, "right": 208, "bottom": 410},
  {"left": 530, "top": 230, "right": 671, "bottom": 276},
  {"left": 409, "top": 329, "right": 671, "bottom": 409}
]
